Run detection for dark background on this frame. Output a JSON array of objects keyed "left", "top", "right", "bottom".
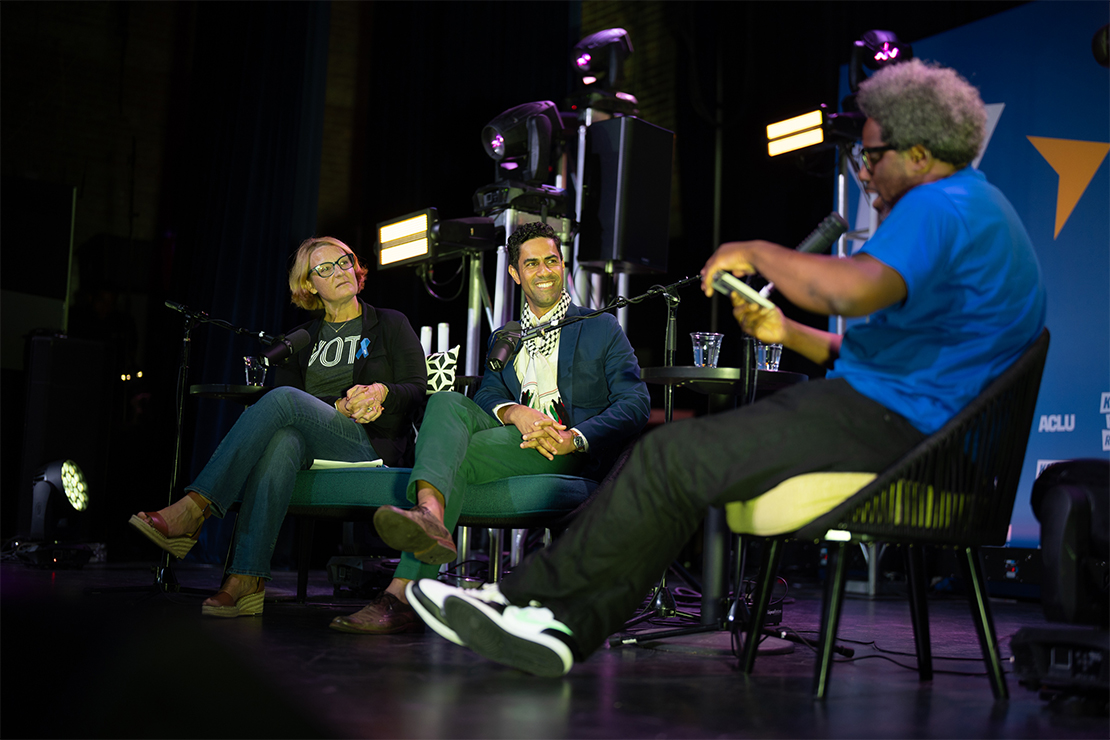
[{"left": 0, "top": 1, "right": 1029, "bottom": 558}]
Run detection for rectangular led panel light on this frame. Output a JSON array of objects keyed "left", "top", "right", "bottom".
[
  {"left": 766, "top": 110, "right": 823, "bottom": 141},
  {"left": 766, "top": 109, "right": 827, "bottom": 157},
  {"left": 378, "top": 208, "right": 436, "bottom": 269},
  {"left": 768, "top": 128, "right": 825, "bottom": 157}
]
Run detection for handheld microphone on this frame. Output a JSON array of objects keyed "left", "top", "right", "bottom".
[
  {"left": 796, "top": 211, "right": 849, "bottom": 254},
  {"left": 759, "top": 212, "right": 850, "bottom": 297},
  {"left": 486, "top": 321, "right": 522, "bottom": 372},
  {"left": 262, "top": 329, "right": 311, "bottom": 367}
]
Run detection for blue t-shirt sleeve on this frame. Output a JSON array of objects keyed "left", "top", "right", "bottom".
[{"left": 859, "top": 187, "right": 959, "bottom": 306}]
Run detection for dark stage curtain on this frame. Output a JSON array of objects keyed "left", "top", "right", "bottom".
[{"left": 168, "top": 2, "right": 330, "bottom": 563}]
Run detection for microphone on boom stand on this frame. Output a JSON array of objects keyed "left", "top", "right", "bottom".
[
  {"left": 759, "top": 212, "right": 849, "bottom": 298},
  {"left": 261, "top": 329, "right": 311, "bottom": 367},
  {"left": 486, "top": 321, "right": 522, "bottom": 371}
]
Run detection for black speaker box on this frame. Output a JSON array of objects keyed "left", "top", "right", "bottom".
[{"left": 578, "top": 116, "right": 674, "bottom": 273}]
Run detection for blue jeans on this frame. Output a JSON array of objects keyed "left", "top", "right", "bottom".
[{"left": 187, "top": 386, "right": 377, "bottom": 580}]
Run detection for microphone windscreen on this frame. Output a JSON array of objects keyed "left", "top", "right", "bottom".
[
  {"left": 486, "top": 321, "right": 522, "bottom": 372},
  {"left": 796, "top": 212, "right": 849, "bottom": 254},
  {"left": 262, "top": 328, "right": 312, "bottom": 366},
  {"left": 284, "top": 329, "right": 312, "bottom": 354}
]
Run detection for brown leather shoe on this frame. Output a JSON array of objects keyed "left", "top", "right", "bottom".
[
  {"left": 329, "top": 591, "right": 424, "bottom": 634},
  {"left": 373, "top": 505, "right": 458, "bottom": 565}
]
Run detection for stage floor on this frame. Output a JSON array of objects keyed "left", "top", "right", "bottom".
[{"left": 2, "top": 558, "right": 1106, "bottom": 739}]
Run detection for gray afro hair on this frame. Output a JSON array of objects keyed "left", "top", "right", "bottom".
[{"left": 857, "top": 59, "right": 987, "bottom": 166}]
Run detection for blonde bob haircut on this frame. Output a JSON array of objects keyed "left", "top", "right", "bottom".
[{"left": 288, "top": 236, "right": 368, "bottom": 311}]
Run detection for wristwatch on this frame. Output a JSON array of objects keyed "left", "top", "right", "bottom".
[{"left": 570, "top": 429, "right": 586, "bottom": 453}]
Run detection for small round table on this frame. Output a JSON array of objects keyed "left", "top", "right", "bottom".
[
  {"left": 190, "top": 384, "right": 271, "bottom": 405},
  {"left": 641, "top": 365, "right": 806, "bottom": 397}
]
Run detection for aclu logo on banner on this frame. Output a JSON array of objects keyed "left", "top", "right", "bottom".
[{"left": 1038, "top": 414, "right": 1075, "bottom": 432}]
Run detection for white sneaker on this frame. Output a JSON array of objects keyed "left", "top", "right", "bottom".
[
  {"left": 407, "top": 579, "right": 506, "bottom": 645},
  {"left": 443, "top": 592, "right": 575, "bottom": 677}
]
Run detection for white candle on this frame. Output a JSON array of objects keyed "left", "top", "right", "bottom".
[{"left": 437, "top": 323, "right": 450, "bottom": 353}]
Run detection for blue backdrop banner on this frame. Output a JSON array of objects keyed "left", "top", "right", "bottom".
[{"left": 839, "top": 1, "right": 1110, "bottom": 547}]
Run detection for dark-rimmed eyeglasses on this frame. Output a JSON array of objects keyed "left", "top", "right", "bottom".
[
  {"left": 852, "top": 144, "right": 898, "bottom": 173},
  {"left": 310, "top": 253, "right": 355, "bottom": 278}
]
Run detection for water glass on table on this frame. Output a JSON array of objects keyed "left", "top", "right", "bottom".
[
  {"left": 244, "top": 356, "right": 267, "bottom": 386},
  {"left": 690, "top": 332, "right": 724, "bottom": 368},
  {"left": 755, "top": 342, "right": 782, "bottom": 372}
]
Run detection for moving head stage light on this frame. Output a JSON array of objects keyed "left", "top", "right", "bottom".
[
  {"left": 377, "top": 208, "right": 499, "bottom": 270},
  {"left": 572, "top": 27, "right": 632, "bottom": 91},
  {"left": 570, "top": 28, "right": 639, "bottom": 115},
  {"left": 481, "top": 101, "right": 564, "bottom": 186},
  {"left": 849, "top": 30, "right": 914, "bottom": 94}
]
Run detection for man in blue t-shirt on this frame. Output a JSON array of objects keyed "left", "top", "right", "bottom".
[{"left": 406, "top": 60, "right": 1047, "bottom": 677}]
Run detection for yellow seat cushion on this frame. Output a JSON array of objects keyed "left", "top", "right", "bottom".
[
  {"left": 725, "top": 472, "right": 877, "bottom": 537},
  {"left": 726, "top": 473, "right": 970, "bottom": 538}
]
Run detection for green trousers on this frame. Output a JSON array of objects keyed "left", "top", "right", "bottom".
[{"left": 393, "top": 392, "right": 587, "bottom": 581}]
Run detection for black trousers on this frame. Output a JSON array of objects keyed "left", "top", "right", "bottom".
[{"left": 500, "top": 378, "right": 927, "bottom": 657}]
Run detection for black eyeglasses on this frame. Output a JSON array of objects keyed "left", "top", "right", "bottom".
[
  {"left": 310, "top": 253, "right": 355, "bottom": 278},
  {"left": 853, "top": 144, "right": 898, "bottom": 173}
]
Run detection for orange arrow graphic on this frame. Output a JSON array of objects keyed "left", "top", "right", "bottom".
[{"left": 1027, "top": 136, "right": 1110, "bottom": 239}]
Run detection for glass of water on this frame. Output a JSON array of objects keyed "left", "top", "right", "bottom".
[
  {"left": 690, "top": 332, "right": 725, "bottom": 368},
  {"left": 244, "top": 356, "right": 267, "bottom": 386},
  {"left": 755, "top": 342, "right": 782, "bottom": 372}
]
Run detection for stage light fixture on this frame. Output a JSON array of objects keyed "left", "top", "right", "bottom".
[
  {"left": 571, "top": 28, "right": 632, "bottom": 91},
  {"left": 767, "top": 110, "right": 826, "bottom": 156},
  {"left": 481, "top": 101, "right": 563, "bottom": 186},
  {"left": 377, "top": 208, "right": 498, "bottom": 270},
  {"left": 849, "top": 30, "right": 913, "bottom": 93},
  {"left": 766, "top": 106, "right": 866, "bottom": 158},
  {"left": 29, "top": 459, "right": 88, "bottom": 542}
]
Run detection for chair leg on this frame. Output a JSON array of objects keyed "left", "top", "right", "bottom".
[
  {"left": 740, "top": 538, "right": 784, "bottom": 675},
  {"left": 487, "top": 528, "right": 504, "bottom": 582},
  {"left": 904, "top": 544, "right": 933, "bottom": 681},
  {"left": 958, "top": 545, "right": 1009, "bottom": 700},
  {"left": 814, "top": 541, "right": 849, "bottom": 699},
  {"left": 510, "top": 528, "right": 527, "bottom": 567},
  {"left": 296, "top": 518, "right": 315, "bottom": 604},
  {"left": 456, "top": 526, "right": 472, "bottom": 582}
]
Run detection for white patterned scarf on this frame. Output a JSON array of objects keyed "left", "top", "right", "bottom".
[{"left": 517, "top": 290, "right": 572, "bottom": 423}]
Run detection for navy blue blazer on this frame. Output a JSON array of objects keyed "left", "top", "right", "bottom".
[{"left": 474, "top": 303, "right": 650, "bottom": 477}]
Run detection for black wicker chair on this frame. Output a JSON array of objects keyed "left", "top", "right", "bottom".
[{"left": 727, "top": 328, "right": 1050, "bottom": 700}]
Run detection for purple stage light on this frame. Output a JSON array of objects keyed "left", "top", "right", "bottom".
[
  {"left": 489, "top": 133, "right": 505, "bottom": 157},
  {"left": 576, "top": 53, "right": 591, "bottom": 68}
]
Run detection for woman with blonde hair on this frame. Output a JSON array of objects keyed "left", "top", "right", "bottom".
[{"left": 130, "top": 236, "right": 426, "bottom": 617}]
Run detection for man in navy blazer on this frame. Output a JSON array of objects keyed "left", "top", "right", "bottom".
[{"left": 330, "top": 221, "right": 650, "bottom": 634}]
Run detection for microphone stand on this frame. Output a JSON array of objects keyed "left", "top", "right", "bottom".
[{"left": 91, "top": 302, "right": 277, "bottom": 600}]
